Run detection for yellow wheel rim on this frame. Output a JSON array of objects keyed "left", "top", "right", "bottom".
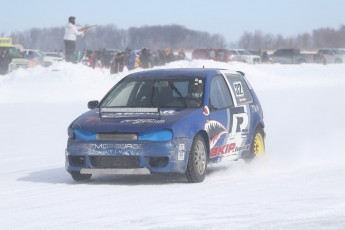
[{"left": 253, "top": 132, "right": 265, "bottom": 156}]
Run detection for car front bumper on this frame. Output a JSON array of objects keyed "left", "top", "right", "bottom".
[{"left": 65, "top": 138, "right": 191, "bottom": 175}]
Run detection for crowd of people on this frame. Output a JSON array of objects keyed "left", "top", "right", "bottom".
[{"left": 80, "top": 47, "right": 186, "bottom": 74}]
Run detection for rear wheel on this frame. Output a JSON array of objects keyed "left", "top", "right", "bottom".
[
  {"left": 244, "top": 127, "right": 265, "bottom": 162},
  {"left": 186, "top": 135, "right": 207, "bottom": 183},
  {"left": 71, "top": 171, "right": 92, "bottom": 181},
  {"left": 252, "top": 128, "right": 265, "bottom": 156}
]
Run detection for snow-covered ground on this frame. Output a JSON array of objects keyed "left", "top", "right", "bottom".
[{"left": 1, "top": 60, "right": 345, "bottom": 229}]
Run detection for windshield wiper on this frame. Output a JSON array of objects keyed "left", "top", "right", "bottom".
[{"left": 168, "top": 82, "right": 188, "bottom": 108}]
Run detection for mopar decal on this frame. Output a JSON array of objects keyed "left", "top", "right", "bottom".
[{"left": 86, "top": 143, "right": 144, "bottom": 150}]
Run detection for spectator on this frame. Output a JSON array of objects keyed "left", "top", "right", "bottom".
[
  {"left": 63, "top": 16, "right": 84, "bottom": 63},
  {"left": 0, "top": 49, "right": 11, "bottom": 75},
  {"left": 140, "top": 48, "right": 152, "bottom": 69},
  {"left": 110, "top": 52, "right": 125, "bottom": 74},
  {"left": 261, "top": 51, "right": 269, "bottom": 63},
  {"left": 128, "top": 50, "right": 140, "bottom": 70},
  {"left": 177, "top": 49, "right": 186, "bottom": 60},
  {"left": 208, "top": 49, "right": 216, "bottom": 60}
]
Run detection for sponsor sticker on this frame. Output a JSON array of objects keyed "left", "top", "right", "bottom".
[{"left": 178, "top": 144, "right": 185, "bottom": 160}]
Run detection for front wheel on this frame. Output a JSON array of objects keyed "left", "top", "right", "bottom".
[
  {"left": 186, "top": 135, "right": 207, "bottom": 183},
  {"left": 70, "top": 171, "right": 92, "bottom": 181}
]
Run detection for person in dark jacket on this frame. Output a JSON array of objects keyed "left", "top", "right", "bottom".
[
  {"left": 140, "top": 48, "right": 152, "bottom": 69},
  {"left": 0, "top": 49, "right": 11, "bottom": 75}
]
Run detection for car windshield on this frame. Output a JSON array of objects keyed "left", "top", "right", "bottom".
[
  {"left": 237, "top": 50, "right": 252, "bottom": 55},
  {"left": 8, "top": 47, "right": 23, "bottom": 58},
  {"left": 100, "top": 77, "right": 205, "bottom": 108}
]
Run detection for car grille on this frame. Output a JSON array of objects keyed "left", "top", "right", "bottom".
[{"left": 90, "top": 156, "right": 140, "bottom": 168}]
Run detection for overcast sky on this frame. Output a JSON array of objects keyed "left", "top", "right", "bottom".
[{"left": 1, "top": 0, "right": 344, "bottom": 43}]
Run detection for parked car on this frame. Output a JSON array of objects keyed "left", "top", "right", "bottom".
[
  {"left": 43, "top": 52, "right": 64, "bottom": 66},
  {"left": 22, "top": 49, "right": 44, "bottom": 66},
  {"left": 65, "top": 68, "right": 265, "bottom": 183},
  {"left": 269, "top": 48, "right": 316, "bottom": 64},
  {"left": 192, "top": 48, "right": 242, "bottom": 62},
  {"left": 316, "top": 48, "right": 345, "bottom": 64},
  {"left": 228, "top": 49, "right": 261, "bottom": 64},
  {"left": 0, "top": 37, "right": 29, "bottom": 73}
]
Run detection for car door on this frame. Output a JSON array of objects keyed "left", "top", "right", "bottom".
[{"left": 206, "top": 72, "right": 251, "bottom": 160}]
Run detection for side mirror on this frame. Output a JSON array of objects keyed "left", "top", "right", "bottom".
[{"left": 88, "top": 100, "right": 99, "bottom": 109}]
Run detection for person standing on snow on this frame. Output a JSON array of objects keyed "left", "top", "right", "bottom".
[
  {"left": 0, "top": 49, "right": 11, "bottom": 75},
  {"left": 64, "top": 16, "right": 84, "bottom": 63}
]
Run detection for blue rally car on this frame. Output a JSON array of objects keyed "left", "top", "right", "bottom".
[{"left": 66, "top": 68, "right": 265, "bottom": 183}]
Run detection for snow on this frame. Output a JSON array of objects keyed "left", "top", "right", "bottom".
[{"left": 1, "top": 60, "right": 345, "bottom": 229}]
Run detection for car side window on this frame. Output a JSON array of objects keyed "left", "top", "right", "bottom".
[
  {"left": 209, "top": 75, "right": 233, "bottom": 110},
  {"left": 225, "top": 74, "right": 253, "bottom": 105}
]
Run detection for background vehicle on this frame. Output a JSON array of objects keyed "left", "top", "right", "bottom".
[
  {"left": 0, "top": 37, "right": 29, "bottom": 73},
  {"left": 22, "top": 49, "right": 44, "bottom": 66},
  {"left": 316, "top": 48, "right": 345, "bottom": 64},
  {"left": 42, "top": 52, "right": 64, "bottom": 66},
  {"left": 192, "top": 48, "right": 242, "bottom": 62},
  {"left": 65, "top": 68, "right": 265, "bottom": 183},
  {"left": 269, "top": 48, "right": 317, "bottom": 64},
  {"left": 228, "top": 49, "right": 261, "bottom": 63}
]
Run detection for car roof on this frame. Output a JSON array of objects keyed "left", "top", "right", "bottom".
[{"left": 126, "top": 68, "right": 231, "bottom": 79}]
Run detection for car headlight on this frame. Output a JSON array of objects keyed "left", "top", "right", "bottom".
[
  {"left": 138, "top": 130, "right": 173, "bottom": 141},
  {"left": 74, "top": 129, "right": 96, "bottom": 140}
]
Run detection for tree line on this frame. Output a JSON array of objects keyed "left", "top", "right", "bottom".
[
  {"left": 2, "top": 24, "right": 227, "bottom": 52},
  {"left": 1, "top": 24, "right": 344, "bottom": 52},
  {"left": 237, "top": 25, "right": 345, "bottom": 51}
]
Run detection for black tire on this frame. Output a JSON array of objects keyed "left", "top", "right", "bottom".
[
  {"left": 186, "top": 135, "right": 207, "bottom": 183},
  {"left": 71, "top": 171, "right": 92, "bottom": 181}
]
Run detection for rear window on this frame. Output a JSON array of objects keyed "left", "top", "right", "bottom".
[{"left": 225, "top": 74, "right": 253, "bottom": 105}]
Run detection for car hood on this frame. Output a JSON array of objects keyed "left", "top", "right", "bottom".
[{"left": 71, "top": 108, "right": 200, "bottom": 133}]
